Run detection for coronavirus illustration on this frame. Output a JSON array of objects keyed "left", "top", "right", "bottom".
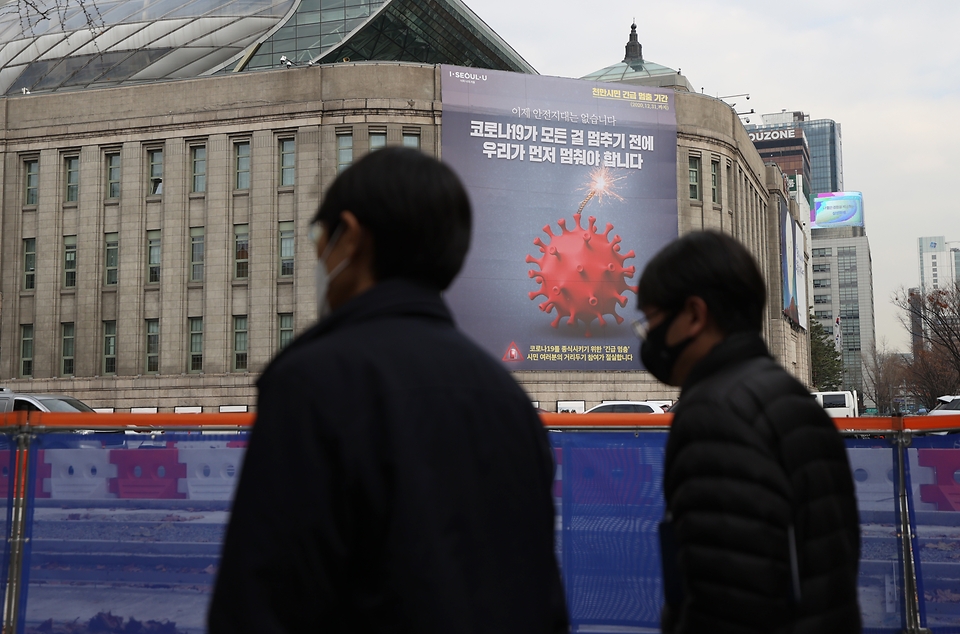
[{"left": 526, "top": 168, "right": 638, "bottom": 337}]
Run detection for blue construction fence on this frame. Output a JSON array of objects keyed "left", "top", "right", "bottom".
[{"left": 0, "top": 414, "right": 958, "bottom": 633}]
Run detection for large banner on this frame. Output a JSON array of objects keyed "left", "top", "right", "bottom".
[
  {"left": 780, "top": 199, "right": 808, "bottom": 331},
  {"left": 441, "top": 66, "right": 678, "bottom": 370}
]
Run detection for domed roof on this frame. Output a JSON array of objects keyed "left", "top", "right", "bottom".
[{"left": 580, "top": 23, "right": 692, "bottom": 92}]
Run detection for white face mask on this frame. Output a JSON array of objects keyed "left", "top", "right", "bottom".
[{"left": 314, "top": 224, "right": 350, "bottom": 320}]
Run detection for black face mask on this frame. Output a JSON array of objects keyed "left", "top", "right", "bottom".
[{"left": 640, "top": 311, "right": 695, "bottom": 385}]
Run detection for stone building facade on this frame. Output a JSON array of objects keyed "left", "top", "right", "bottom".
[{"left": 0, "top": 62, "right": 810, "bottom": 411}]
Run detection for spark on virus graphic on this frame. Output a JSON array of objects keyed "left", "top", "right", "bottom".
[{"left": 526, "top": 167, "right": 638, "bottom": 337}]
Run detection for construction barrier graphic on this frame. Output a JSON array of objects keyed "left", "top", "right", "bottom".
[{"left": 0, "top": 412, "right": 957, "bottom": 634}]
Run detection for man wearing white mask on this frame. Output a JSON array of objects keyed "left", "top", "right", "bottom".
[{"left": 209, "top": 147, "right": 568, "bottom": 633}]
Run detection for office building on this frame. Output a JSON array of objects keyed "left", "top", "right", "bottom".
[
  {"left": 918, "top": 236, "right": 960, "bottom": 293},
  {"left": 747, "top": 111, "right": 843, "bottom": 197}
]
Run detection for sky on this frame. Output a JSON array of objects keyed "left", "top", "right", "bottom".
[{"left": 467, "top": 0, "right": 960, "bottom": 353}]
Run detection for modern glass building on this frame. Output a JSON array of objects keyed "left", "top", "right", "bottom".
[
  {"left": 0, "top": 0, "right": 533, "bottom": 95},
  {"left": 747, "top": 111, "right": 843, "bottom": 197}
]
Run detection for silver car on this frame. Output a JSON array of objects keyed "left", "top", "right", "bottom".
[{"left": 0, "top": 387, "right": 95, "bottom": 413}]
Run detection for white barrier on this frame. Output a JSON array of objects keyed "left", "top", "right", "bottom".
[
  {"left": 177, "top": 448, "right": 245, "bottom": 500},
  {"left": 44, "top": 448, "right": 117, "bottom": 499}
]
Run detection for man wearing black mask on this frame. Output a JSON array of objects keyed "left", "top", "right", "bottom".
[{"left": 635, "top": 231, "right": 861, "bottom": 633}]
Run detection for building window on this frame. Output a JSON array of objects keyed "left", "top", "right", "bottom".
[
  {"left": 814, "top": 310, "right": 831, "bottom": 320},
  {"left": 814, "top": 294, "right": 832, "bottom": 304},
  {"left": 105, "top": 233, "right": 119, "bottom": 285},
  {"left": 147, "top": 149, "right": 163, "bottom": 195},
  {"left": 146, "top": 319, "right": 159, "bottom": 374},
  {"left": 710, "top": 161, "right": 719, "bottom": 204},
  {"left": 61, "top": 323, "right": 75, "bottom": 376},
  {"left": 812, "top": 263, "right": 830, "bottom": 273},
  {"left": 236, "top": 142, "right": 251, "bottom": 190},
  {"left": 279, "top": 313, "right": 294, "bottom": 349},
  {"left": 103, "top": 321, "right": 117, "bottom": 375},
  {"left": 190, "top": 227, "right": 204, "bottom": 282},
  {"left": 189, "top": 317, "right": 203, "bottom": 372},
  {"left": 234, "top": 315, "right": 248, "bottom": 371},
  {"left": 23, "top": 238, "right": 36, "bottom": 290},
  {"left": 402, "top": 130, "right": 421, "bottom": 150},
  {"left": 191, "top": 146, "right": 206, "bottom": 193},
  {"left": 279, "top": 139, "right": 295, "bottom": 186},
  {"left": 813, "top": 279, "right": 831, "bottom": 288},
  {"left": 369, "top": 130, "right": 386, "bottom": 152},
  {"left": 25, "top": 159, "right": 39, "bottom": 205},
  {"left": 688, "top": 156, "right": 700, "bottom": 200},
  {"left": 65, "top": 156, "right": 79, "bottom": 202},
  {"left": 235, "top": 224, "right": 249, "bottom": 279},
  {"left": 63, "top": 235, "right": 77, "bottom": 288},
  {"left": 279, "top": 221, "right": 294, "bottom": 277},
  {"left": 147, "top": 230, "right": 161, "bottom": 283},
  {"left": 812, "top": 247, "right": 832, "bottom": 258},
  {"left": 106, "top": 153, "right": 121, "bottom": 199},
  {"left": 337, "top": 132, "right": 353, "bottom": 173},
  {"left": 20, "top": 325, "right": 34, "bottom": 377}
]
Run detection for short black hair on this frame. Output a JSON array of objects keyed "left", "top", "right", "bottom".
[
  {"left": 312, "top": 147, "right": 471, "bottom": 290},
  {"left": 636, "top": 231, "right": 766, "bottom": 334}
]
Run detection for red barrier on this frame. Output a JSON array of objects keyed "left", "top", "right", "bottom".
[
  {"left": 918, "top": 449, "right": 960, "bottom": 511},
  {"left": 108, "top": 449, "right": 186, "bottom": 499}
]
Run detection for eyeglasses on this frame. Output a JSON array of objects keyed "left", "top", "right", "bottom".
[
  {"left": 308, "top": 222, "right": 324, "bottom": 246},
  {"left": 632, "top": 313, "right": 651, "bottom": 341}
]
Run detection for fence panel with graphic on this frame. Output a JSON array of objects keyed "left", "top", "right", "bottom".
[{"left": 0, "top": 412, "right": 956, "bottom": 633}]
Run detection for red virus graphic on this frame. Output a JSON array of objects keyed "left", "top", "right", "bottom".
[{"left": 526, "top": 211, "right": 637, "bottom": 337}]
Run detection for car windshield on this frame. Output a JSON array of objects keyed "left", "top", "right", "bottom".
[
  {"left": 931, "top": 399, "right": 960, "bottom": 412},
  {"left": 36, "top": 397, "right": 95, "bottom": 413}
]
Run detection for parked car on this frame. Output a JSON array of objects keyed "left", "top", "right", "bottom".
[
  {"left": 0, "top": 387, "right": 114, "bottom": 448},
  {"left": 0, "top": 387, "right": 95, "bottom": 413},
  {"left": 928, "top": 395, "right": 960, "bottom": 416},
  {"left": 583, "top": 401, "right": 666, "bottom": 414}
]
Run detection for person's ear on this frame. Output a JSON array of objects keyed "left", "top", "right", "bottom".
[
  {"left": 681, "top": 295, "right": 711, "bottom": 338},
  {"left": 336, "top": 211, "right": 364, "bottom": 258}
]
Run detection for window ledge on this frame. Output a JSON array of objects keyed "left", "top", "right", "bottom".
[
  {"left": 233, "top": 190, "right": 250, "bottom": 197},
  {"left": 104, "top": 199, "right": 120, "bottom": 206},
  {"left": 19, "top": 290, "right": 35, "bottom": 297},
  {"left": 277, "top": 185, "right": 295, "bottom": 194},
  {"left": 60, "top": 288, "right": 77, "bottom": 295},
  {"left": 189, "top": 192, "right": 206, "bottom": 200},
  {"left": 62, "top": 202, "right": 78, "bottom": 209},
  {"left": 21, "top": 205, "right": 37, "bottom": 212},
  {"left": 277, "top": 277, "right": 294, "bottom": 285},
  {"left": 187, "top": 281, "right": 204, "bottom": 289},
  {"left": 102, "top": 286, "right": 118, "bottom": 293},
  {"left": 232, "top": 280, "right": 249, "bottom": 287},
  {"left": 144, "top": 284, "right": 161, "bottom": 290},
  {"left": 146, "top": 194, "right": 162, "bottom": 202}
]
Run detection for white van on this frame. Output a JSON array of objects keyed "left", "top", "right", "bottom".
[{"left": 812, "top": 391, "right": 859, "bottom": 418}]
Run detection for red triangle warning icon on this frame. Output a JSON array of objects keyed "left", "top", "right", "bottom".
[{"left": 502, "top": 342, "right": 524, "bottom": 362}]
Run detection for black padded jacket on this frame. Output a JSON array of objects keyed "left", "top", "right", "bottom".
[
  {"left": 208, "top": 280, "right": 568, "bottom": 634},
  {"left": 661, "top": 332, "right": 861, "bottom": 634}
]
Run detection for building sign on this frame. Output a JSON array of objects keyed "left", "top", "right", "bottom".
[
  {"left": 811, "top": 192, "right": 864, "bottom": 229},
  {"left": 441, "top": 66, "right": 678, "bottom": 370},
  {"left": 748, "top": 128, "right": 802, "bottom": 142}
]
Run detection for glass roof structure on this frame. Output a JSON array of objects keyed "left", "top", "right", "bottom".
[
  {"left": 0, "top": 0, "right": 532, "bottom": 95},
  {"left": 242, "top": 0, "right": 533, "bottom": 73}
]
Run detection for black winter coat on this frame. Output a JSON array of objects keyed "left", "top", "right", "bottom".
[
  {"left": 661, "top": 333, "right": 861, "bottom": 634},
  {"left": 208, "top": 280, "right": 568, "bottom": 633}
]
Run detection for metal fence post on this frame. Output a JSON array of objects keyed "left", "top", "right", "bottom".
[
  {"left": 894, "top": 417, "right": 930, "bottom": 634},
  {"left": 2, "top": 429, "right": 29, "bottom": 634}
]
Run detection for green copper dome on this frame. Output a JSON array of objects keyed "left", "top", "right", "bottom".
[{"left": 580, "top": 23, "right": 692, "bottom": 92}]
